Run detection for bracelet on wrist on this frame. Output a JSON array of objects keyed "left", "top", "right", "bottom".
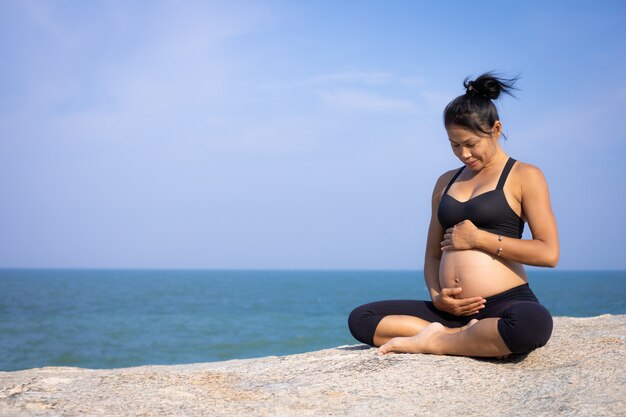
[{"left": 496, "top": 235, "right": 503, "bottom": 256}]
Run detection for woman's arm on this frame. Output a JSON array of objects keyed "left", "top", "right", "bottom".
[
  {"left": 442, "top": 163, "right": 560, "bottom": 267},
  {"left": 423, "top": 174, "right": 447, "bottom": 301}
]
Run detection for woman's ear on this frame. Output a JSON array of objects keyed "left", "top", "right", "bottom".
[{"left": 492, "top": 121, "right": 503, "bottom": 138}]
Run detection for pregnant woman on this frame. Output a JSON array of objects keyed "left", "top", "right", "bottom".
[{"left": 348, "top": 73, "right": 559, "bottom": 357}]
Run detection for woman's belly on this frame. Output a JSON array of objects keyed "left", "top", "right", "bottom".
[{"left": 439, "top": 249, "right": 528, "bottom": 299}]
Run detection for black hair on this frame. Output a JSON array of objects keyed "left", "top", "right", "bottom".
[{"left": 443, "top": 72, "right": 519, "bottom": 137}]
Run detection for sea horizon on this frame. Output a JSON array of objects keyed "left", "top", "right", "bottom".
[{"left": 2, "top": 269, "right": 625, "bottom": 371}]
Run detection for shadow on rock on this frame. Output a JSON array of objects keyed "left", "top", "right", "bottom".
[
  {"left": 335, "top": 345, "right": 372, "bottom": 351},
  {"left": 473, "top": 352, "right": 529, "bottom": 364}
]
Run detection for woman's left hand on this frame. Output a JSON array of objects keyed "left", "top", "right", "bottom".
[{"left": 441, "top": 220, "right": 479, "bottom": 251}]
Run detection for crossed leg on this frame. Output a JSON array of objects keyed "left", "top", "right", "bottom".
[{"left": 377, "top": 317, "right": 511, "bottom": 357}]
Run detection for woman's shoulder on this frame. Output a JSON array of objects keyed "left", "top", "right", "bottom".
[
  {"left": 436, "top": 167, "right": 462, "bottom": 187},
  {"left": 511, "top": 159, "right": 546, "bottom": 179},
  {"left": 510, "top": 159, "right": 549, "bottom": 191},
  {"left": 432, "top": 167, "right": 463, "bottom": 199}
]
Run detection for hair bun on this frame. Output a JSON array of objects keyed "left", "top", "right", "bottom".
[
  {"left": 464, "top": 80, "right": 485, "bottom": 98},
  {"left": 464, "top": 72, "right": 518, "bottom": 100}
]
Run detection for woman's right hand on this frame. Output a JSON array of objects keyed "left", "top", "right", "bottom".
[{"left": 433, "top": 287, "right": 486, "bottom": 316}]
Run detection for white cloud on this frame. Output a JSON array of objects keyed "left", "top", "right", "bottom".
[
  {"left": 419, "top": 90, "right": 454, "bottom": 112},
  {"left": 306, "top": 70, "right": 430, "bottom": 88},
  {"left": 306, "top": 71, "right": 395, "bottom": 85},
  {"left": 260, "top": 70, "right": 441, "bottom": 115},
  {"left": 2, "top": 2, "right": 271, "bottom": 148},
  {"left": 399, "top": 75, "right": 426, "bottom": 87},
  {"left": 316, "top": 89, "right": 419, "bottom": 113},
  {"left": 261, "top": 70, "right": 428, "bottom": 91}
]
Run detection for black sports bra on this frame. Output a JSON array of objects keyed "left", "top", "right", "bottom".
[{"left": 437, "top": 157, "right": 524, "bottom": 238}]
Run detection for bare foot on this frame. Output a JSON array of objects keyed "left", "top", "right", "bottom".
[{"left": 378, "top": 322, "right": 446, "bottom": 355}]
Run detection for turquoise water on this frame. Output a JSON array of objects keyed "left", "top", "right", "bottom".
[{"left": 1, "top": 269, "right": 624, "bottom": 371}]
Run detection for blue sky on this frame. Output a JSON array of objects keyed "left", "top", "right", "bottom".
[{"left": 1, "top": 1, "right": 625, "bottom": 270}]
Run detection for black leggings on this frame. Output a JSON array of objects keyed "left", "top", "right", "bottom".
[{"left": 348, "top": 284, "right": 553, "bottom": 354}]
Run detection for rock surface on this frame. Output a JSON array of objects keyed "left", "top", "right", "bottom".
[{"left": 1, "top": 315, "right": 625, "bottom": 417}]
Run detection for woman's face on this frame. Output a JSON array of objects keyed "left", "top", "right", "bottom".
[{"left": 445, "top": 122, "right": 502, "bottom": 171}]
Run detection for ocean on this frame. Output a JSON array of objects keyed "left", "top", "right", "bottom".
[{"left": 1, "top": 269, "right": 624, "bottom": 372}]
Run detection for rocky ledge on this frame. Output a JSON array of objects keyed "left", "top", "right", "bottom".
[{"left": 1, "top": 315, "right": 625, "bottom": 417}]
